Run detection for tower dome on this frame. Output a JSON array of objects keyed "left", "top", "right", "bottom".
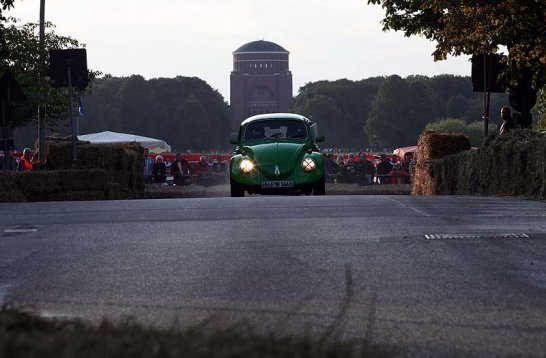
[{"left": 234, "top": 40, "right": 289, "bottom": 54}]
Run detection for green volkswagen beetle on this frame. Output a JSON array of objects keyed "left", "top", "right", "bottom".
[{"left": 229, "top": 113, "right": 325, "bottom": 197}]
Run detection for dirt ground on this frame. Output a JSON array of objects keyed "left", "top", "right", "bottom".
[{"left": 144, "top": 183, "right": 411, "bottom": 199}]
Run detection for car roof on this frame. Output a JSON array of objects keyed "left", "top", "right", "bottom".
[{"left": 240, "top": 113, "right": 311, "bottom": 126}]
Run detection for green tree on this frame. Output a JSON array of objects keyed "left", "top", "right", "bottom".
[
  {"left": 1, "top": 18, "right": 100, "bottom": 127},
  {"left": 294, "top": 78, "right": 383, "bottom": 148},
  {"left": 78, "top": 76, "right": 231, "bottom": 153},
  {"left": 0, "top": 0, "right": 15, "bottom": 55},
  {"left": 365, "top": 75, "right": 437, "bottom": 147},
  {"left": 297, "top": 94, "right": 342, "bottom": 147},
  {"left": 368, "top": 0, "right": 546, "bottom": 128}
]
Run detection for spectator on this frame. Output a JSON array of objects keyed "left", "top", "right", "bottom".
[
  {"left": 194, "top": 155, "right": 212, "bottom": 187},
  {"left": 171, "top": 152, "right": 191, "bottom": 185},
  {"left": 152, "top": 155, "right": 166, "bottom": 184},
  {"left": 376, "top": 153, "right": 393, "bottom": 184},
  {"left": 17, "top": 148, "right": 34, "bottom": 172},
  {"left": 390, "top": 155, "right": 399, "bottom": 166},
  {"left": 336, "top": 155, "right": 346, "bottom": 183},
  {"left": 0, "top": 151, "right": 17, "bottom": 171},
  {"left": 324, "top": 153, "right": 338, "bottom": 183},
  {"left": 408, "top": 156, "right": 417, "bottom": 179},
  {"left": 357, "top": 152, "right": 375, "bottom": 186},
  {"left": 212, "top": 156, "right": 228, "bottom": 185},
  {"left": 143, "top": 148, "right": 154, "bottom": 184},
  {"left": 389, "top": 163, "right": 408, "bottom": 184},
  {"left": 345, "top": 154, "right": 357, "bottom": 184},
  {"left": 499, "top": 106, "right": 515, "bottom": 134}
]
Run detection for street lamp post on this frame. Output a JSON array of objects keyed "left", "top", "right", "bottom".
[{"left": 38, "top": 0, "right": 46, "bottom": 165}]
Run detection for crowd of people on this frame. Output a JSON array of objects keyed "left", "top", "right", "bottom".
[
  {"left": 144, "top": 148, "right": 228, "bottom": 187},
  {"left": 0, "top": 147, "right": 39, "bottom": 172},
  {"left": 323, "top": 152, "right": 415, "bottom": 185}
]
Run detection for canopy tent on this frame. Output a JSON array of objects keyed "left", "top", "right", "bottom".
[
  {"left": 77, "top": 131, "right": 171, "bottom": 152},
  {"left": 393, "top": 145, "right": 417, "bottom": 159}
]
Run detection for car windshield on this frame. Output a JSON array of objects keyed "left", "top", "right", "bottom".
[{"left": 243, "top": 120, "right": 308, "bottom": 142}]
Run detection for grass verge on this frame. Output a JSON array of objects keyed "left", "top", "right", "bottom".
[{"left": 0, "top": 306, "right": 387, "bottom": 357}]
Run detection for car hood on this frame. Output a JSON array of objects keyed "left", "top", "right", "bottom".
[{"left": 244, "top": 142, "right": 306, "bottom": 179}]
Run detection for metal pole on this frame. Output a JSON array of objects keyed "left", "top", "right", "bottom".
[
  {"left": 482, "top": 53, "right": 489, "bottom": 137},
  {"left": 1, "top": 99, "right": 6, "bottom": 170},
  {"left": 38, "top": 0, "right": 46, "bottom": 164},
  {"left": 68, "top": 67, "right": 76, "bottom": 162}
]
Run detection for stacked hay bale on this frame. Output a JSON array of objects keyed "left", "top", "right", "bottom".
[
  {"left": 445, "top": 130, "right": 546, "bottom": 199},
  {"left": 411, "top": 130, "right": 471, "bottom": 195},
  {"left": 46, "top": 141, "right": 144, "bottom": 200},
  {"left": 0, "top": 171, "right": 25, "bottom": 202}
]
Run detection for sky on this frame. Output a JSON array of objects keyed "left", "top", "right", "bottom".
[{"left": 7, "top": 0, "right": 472, "bottom": 103}]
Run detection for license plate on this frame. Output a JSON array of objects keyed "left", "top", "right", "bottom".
[{"left": 261, "top": 180, "right": 294, "bottom": 188}]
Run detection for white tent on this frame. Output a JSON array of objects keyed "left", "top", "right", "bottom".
[{"left": 77, "top": 131, "right": 171, "bottom": 152}]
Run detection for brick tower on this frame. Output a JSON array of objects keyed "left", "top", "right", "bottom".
[{"left": 230, "top": 40, "right": 293, "bottom": 131}]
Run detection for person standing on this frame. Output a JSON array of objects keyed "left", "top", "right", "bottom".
[
  {"left": 171, "top": 152, "right": 191, "bottom": 185},
  {"left": 499, "top": 106, "right": 515, "bottom": 134},
  {"left": 358, "top": 152, "right": 375, "bottom": 186},
  {"left": 376, "top": 154, "right": 393, "bottom": 184},
  {"left": 194, "top": 156, "right": 211, "bottom": 187},
  {"left": 143, "top": 148, "right": 154, "bottom": 184},
  {"left": 152, "top": 155, "right": 167, "bottom": 184},
  {"left": 17, "top": 148, "right": 34, "bottom": 172}
]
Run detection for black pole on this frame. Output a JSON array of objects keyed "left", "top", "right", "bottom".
[
  {"left": 67, "top": 67, "right": 76, "bottom": 162},
  {"left": 1, "top": 99, "right": 6, "bottom": 170},
  {"left": 38, "top": 0, "right": 46, "bottom": 164},
  {"left": 482, "top": 53, "right": 489, "bottom": 137}
]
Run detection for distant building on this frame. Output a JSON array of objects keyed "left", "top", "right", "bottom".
[{"left": 230, "top": 40, "right": 293, "bottom": 131}]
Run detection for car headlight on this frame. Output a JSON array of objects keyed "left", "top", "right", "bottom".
[
  {"left": 302, "top": 158, "right": 316, "bottom": 172},
  {"left": 239, "top": 159, "right": 255, "bottom": 174}
]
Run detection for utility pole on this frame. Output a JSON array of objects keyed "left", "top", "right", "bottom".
[{"left": 38, "top": 0, "right": 46, "bottom": 164}]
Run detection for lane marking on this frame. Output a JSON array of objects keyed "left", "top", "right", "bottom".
[
  {"left": 3, "top": 228, "right": 38, "bottom": 233},
  {"left": 383, "top": 197, "right": 431, "bottom": 217},
  {"left": 424, "top": 233, "right": 531, "bottom": 240}
]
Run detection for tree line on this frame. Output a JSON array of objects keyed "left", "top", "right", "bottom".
[
  {"left": 294, "top": 75, "right": 510, "bottom": 149},
  {"left": 14, "top": 72, "right": 546, "bottom": 152}
]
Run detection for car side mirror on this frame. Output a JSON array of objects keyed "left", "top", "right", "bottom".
[
  {"left": 315, "top": 135, "right": 325, "bottom": 143},
  {"left": 229, "top": 133, "right": 239, "bottom": 144}
]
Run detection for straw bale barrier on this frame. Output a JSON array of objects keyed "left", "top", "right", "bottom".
[
  {"left": 411, "top": 130, "right": 471, "bottom": 195},
  {"left": 0, "top": 142, "right": 144, "bottom": 202},
  {"left": 47, "top": 141, "right": 144, "bottom": 199},
  {"left": 0, "top": 171, "right": 25, "bottom": 202},
  {"left": 429, "top": 130, "right": 546, "bottom": 199}
]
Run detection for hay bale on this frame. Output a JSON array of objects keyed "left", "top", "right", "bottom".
[
  {"left": 0, "top": 172, "right": 25, "bottom": 202},
  {"left": 58, "top": 169, "right": 108, "bottom": 191},
  {"left": 411, "top": 162, "right": 435, "bottom": 196},
  {"left": 412, "top": 130, "right": 471, "bottom": 196},
  {"left": 106, "top": 183, "right": 133, "bottom": 200},
  {"left": 424, "top": 129, "right": 546, "bottom": 200},
  {"left": 15, "top": 171, "right": 61, "bottom": 194},
  {"left": 416, "top": 130, "right": 471, "bottom": 161}
]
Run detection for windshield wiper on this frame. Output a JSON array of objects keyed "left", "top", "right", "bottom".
[
  {"left": 286, "top": 134, "right": 307, "bottom": 139},
  {"left": 264, "top": 133, "right": 283, "bottom": 139}
]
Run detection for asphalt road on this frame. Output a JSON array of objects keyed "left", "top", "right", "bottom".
[{"left": 1, "top": 195, "right": 545, "bottom": 356}]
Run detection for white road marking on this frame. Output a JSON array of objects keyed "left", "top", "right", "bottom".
[
  {"left": 3, "top": 228, "right": 38, "bottom": 233},
  {"left": 383, "top": 197, "right": 431, "bottom": 217}
]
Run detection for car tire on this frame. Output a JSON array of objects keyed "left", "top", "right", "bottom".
[
  {"left": 313, "top": 175, "right": 326, "bottom": 195},
  {"left": 230, "top": 177, "right": 245, "bottom": 197}
]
